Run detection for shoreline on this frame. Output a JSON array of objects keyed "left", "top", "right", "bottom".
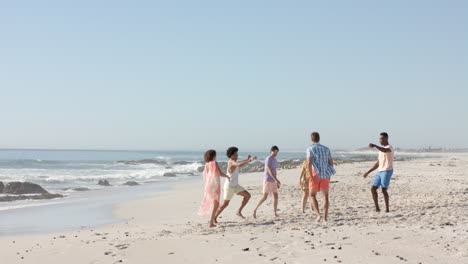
[{"left": 0, "top": 153, "right": 466, "bottom": 263}]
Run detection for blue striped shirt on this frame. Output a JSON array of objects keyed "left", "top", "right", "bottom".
[{"left": 306, "top": 143, "right": 336, "bottom": 179}]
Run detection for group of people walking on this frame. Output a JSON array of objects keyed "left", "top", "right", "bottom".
[{"left": 199, "top": 131, "right": 394, "bottom": 228}]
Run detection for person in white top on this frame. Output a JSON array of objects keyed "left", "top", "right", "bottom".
[{"left": 214, "top": 147, "right": 256, "bottom": 222}]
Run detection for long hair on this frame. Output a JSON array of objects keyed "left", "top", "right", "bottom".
[{"left": 204, "top": 149, "right": 217, "bottom": 162}]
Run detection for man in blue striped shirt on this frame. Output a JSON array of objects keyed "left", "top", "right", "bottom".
[{"left": 306, "top": 132, "right": 335, "bottom": 223}]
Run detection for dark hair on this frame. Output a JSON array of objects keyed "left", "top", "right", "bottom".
[
  {"left": 380, "top": 132, "right": 389, "bottom": 138},
  {"left": 271, "top": 145, "right": 279, "bottom": 152},
  {"left": 204, "top": 150, "right": 217, "bottom": 162},
  {"left": 311, "top": 131, "right": 320, "bottom": 142},
  {"left": 226, "top": 147, "right": 238, "bottom": 158}
]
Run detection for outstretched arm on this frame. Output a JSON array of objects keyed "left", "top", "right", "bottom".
[
  {"left": 231, "top": 155, "right": 257, "bottom": 167},
  {"left": 363, "top": 161, "right": 379, "bottom": 178},
  {"left": 369, "top": 143, "right": 391, "bottom": 153}
]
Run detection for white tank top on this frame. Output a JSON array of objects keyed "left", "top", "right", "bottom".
[{"left": 225, "top": 162, "right": 240, "bottom": 188}]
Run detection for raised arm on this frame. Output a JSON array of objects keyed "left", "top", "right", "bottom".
[
  {"left": 230, "top": 155, "right": 257, "bottom": 167},
  {"left": 369, "top": 143, "right": 391, "bottom": 153},
  {"left": 363, "top": 160, "right": 379, "bottom": 178}
]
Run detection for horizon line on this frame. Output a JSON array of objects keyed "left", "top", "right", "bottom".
[{"left": 0, "top": 147, "right": 467, "bottom": 153}]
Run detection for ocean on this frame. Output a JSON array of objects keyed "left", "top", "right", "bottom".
[{"left": 0, "top": 149, "right": 361, "bottom": 192}]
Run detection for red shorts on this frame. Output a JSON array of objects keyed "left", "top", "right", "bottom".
[{"left": 309, "top": 170, "right": 330, "bottom": 191}]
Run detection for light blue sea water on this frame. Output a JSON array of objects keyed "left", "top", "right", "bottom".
[{"left": 0, "top": 149, "right": 366, "bottom": 191}]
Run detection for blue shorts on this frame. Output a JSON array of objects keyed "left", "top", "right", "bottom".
[{"left": 372, "top": 169, "right": 393, "bottom": 189}]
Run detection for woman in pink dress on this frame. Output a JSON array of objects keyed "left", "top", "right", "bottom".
[{"left": 199, "top": 150, "right": 230, "bottom": 227}]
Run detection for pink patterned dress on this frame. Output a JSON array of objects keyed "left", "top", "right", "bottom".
[{"left": 198, "top": 161, "right": 221, "bottom": 216}]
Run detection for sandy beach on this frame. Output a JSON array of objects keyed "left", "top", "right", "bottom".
[{"left": 0, "top": 153, "right": 466, "bottom": 264}]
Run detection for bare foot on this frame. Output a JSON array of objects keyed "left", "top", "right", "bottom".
[
  {"left": 253, "top": 210, "right": 257, "bottom": 219},
  {"left": 385, "top": 209, "right": 390, "bottom": 213},
  {"left": 209, "top": 223, "right": 217, "bottom": 228},
  {"left": 376, "top": 208, "right": 381, "bottom": 212},
  {"left": 236, "top": 211, "right": 245, "bottom": 219},
  {"left": 214, "top": 218, "right": 218, "bottom": 224},
  {"left": 274, "top": 213, "right": 279, "bottom": 218},
  {"left": 315, "top": 215, "right": 321, "bottom": 224},
  {"left": 323, "top": 217, "right": 328, "bottom": 224}
]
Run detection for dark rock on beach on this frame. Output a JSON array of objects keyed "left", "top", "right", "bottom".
[
  {"left": 0, "top": 182, "right": 64, "bottom": 202},
  {"left": 73, "top": 187, "right": 91, "bottom": 191},
  {"left": 98, "top": 180, "right": 111, "bottom": 186},
  {"left": 3, "top": 182, "right": 48, "bottom": 194},
  {"left": 163, "top": 172, "right": 176, "bottom": 177},
  {"left": 62, "top": 187, "right": 91, "bottom": 192},
  {"left": 0, "top": 193, "right": 64, "bottom": 202},
  {"left": 123, "top": 181, "right": 139, "bottom": 186},
  {"left": 172, "top": 161, "right": 192, "bottom": 165},
  {"left": 178, "top": 172, "right": 195, "bottom": 176}
]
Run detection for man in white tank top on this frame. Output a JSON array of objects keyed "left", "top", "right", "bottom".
[{"left": 214, "top": 147, "right": 256, "bottom": 222}]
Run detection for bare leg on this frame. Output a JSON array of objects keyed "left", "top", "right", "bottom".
[
  {"left": 371, "top": 186, "right": 380, "bottom": 212},
  {"left": 209, "top": 200, "right": 220, "bottom": 227},
  {"left": 309, "top": 190, "right": 321, "bottom": 223},
  {"left": 322, "top": 189, "right": 329, "bottom": 222},
  {"left": 215, "top": 200, "right": 231, "bottom": 223},
  {"left": 236, "top": 191, "right": 251, "bottom": 218},
  {"left": 301, "top": 190, "right": 309, "bottom": 213},
  {"left": 273, "top": 192, "right": 279, "bottom": 217},
  {"left": 253, "top": 193, "right": 268, "bottom": 219},
  {"left": 382, "top": 188, "right": 390, "bottom": 212}
]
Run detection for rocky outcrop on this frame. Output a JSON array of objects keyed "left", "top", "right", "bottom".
[
  {"left": 179, "top": 172, "right": 195, "bottom": 176},
  {"left": 98, "top": 179, "right": 111, "bottom": 186},
  {"left": 123, "top": 181, "right": 139, "bottom": 186},
  {"left": 3, "top": 182, "right": 48, "bottom": 194},
  {"left": 163, "top": 173, "right": 176, "bottom": 177},
  {"left": 0, "top": 193, "right": 64, "bottom": 202},
  {"left": 0, "top": 182, "right": 64, "bottom": 202},
  {"left": 172, "top": 161, "right": 191, "bottom": 165}
]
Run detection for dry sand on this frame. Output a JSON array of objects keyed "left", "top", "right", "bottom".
[{"left": 1, "top": 153, "right": 467, "bottom": 263}]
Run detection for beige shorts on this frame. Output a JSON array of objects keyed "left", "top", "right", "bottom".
[{"left": 223, "top": 184, "right": 246, "bottom": 200}]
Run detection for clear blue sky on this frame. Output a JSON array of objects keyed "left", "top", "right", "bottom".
[{"left": 1, "top": 1, "right": 467, "bottom": 151}]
